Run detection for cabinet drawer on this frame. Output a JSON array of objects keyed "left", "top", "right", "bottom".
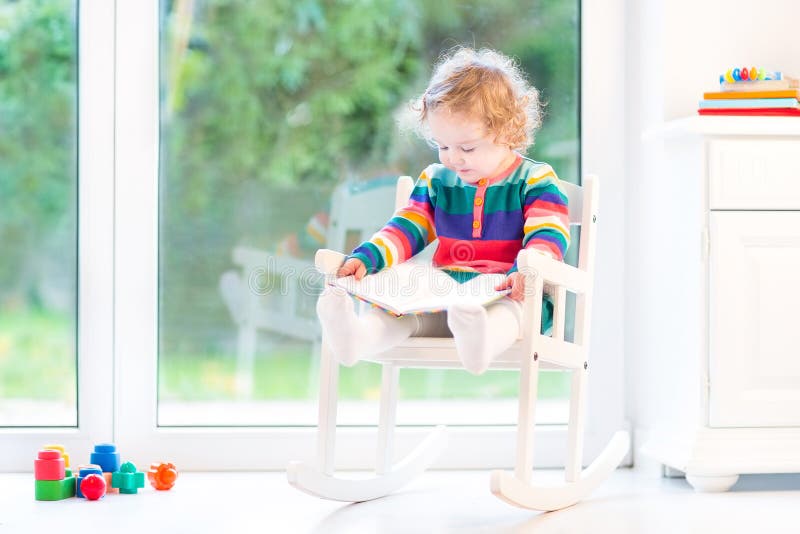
[{"left": 709, "top": 139, "right": 800, "bottom": 210}]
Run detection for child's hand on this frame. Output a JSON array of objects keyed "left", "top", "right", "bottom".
[
  {"left": 495, "top": 272, "right": 525, "bottom": 302},
  {"left": 337, "top": 258, "right": 367, "bottom": 280}
]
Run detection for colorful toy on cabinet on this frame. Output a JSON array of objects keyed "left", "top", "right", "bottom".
[
  {"left": 700, "top": 66, "right": 800, "bottom": 116},
  {"left": 147, "top": 462, "right": 178, "bottom": 491},
  {"left": 720, "top": 67, "right": 781, "bottom": 84},
  {"left": 34, "top": 448, "right": 75, "bottom": 501}
]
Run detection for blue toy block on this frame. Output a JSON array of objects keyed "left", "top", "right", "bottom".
[
  {"left": 76, "top": 466, "right": 103, "bottom": 499},
  {"left": 90, "top": 443, "right": 121, "bottom": 473}
]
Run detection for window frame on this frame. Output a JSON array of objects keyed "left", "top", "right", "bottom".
[{"left": 0, "top": 0, "right": 115, "bottom": 469}]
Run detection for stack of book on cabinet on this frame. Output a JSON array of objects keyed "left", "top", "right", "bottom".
[{"left": 699, "top": 68, "right": 800, "bottom": 116}]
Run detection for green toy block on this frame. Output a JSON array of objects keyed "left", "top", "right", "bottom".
[
  {"left": 35, "top": 475, "right": 76, "bottom": 501},
  {"left": 111, "top": 461, "right": 145, "bottom": 494}
]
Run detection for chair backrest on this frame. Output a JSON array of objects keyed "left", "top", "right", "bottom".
[
  {"left": 561, "top": 175, "right": 598, "bottom": 275},
  {"left": 326, "top": 176, "right": 403, "bottom": 253}
]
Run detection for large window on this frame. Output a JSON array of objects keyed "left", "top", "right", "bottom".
[
  {"left": 0, "top": 0, "right": 78, "bottom": 427},
  {"left": 157, "top": 0, "right": 580, "bottom": 426},
  {"left": 0, "top": 0, "right": 626, "bottom": 472}
]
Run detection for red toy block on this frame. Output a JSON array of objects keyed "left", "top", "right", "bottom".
[
  {"left": 147, "top": 462, "right": 178, "bottom": 490},
  {"left": 80, "top": 474, "right": 107, "bottom": 501},
  {"left": 34, "top": 450, "right": 65, "bottom": 481},
  {"left": 75, "top": 464, "right": 103, "bottom": 499},
  {"left": 42, "top": 444, "right": 70, "bottom": 468}
]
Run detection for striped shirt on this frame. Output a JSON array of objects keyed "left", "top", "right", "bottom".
[{"left": 350, "top": 154, "right": 570, "bottom": 276}]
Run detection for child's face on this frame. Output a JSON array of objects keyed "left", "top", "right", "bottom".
[{"left": 428, "top": 109, "right": 515, "bottom": 184}]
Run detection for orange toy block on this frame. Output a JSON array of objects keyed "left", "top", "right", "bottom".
[
  {"left": 103, "top": 472, "right": 119, "bottom": 493},
  {"left": 147, "top": 462, "right": 178, "bottom": 490}
]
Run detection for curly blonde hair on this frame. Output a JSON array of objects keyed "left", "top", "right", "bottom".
[{"left": 413, "top": 47, "right": 542, "bottom": 151}]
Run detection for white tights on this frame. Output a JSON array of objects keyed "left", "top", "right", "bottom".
[{"left": 316, "top": 286, "right": 522, "bottom": 375}]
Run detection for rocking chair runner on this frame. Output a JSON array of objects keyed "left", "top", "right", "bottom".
[{"left": 287, "top": 174, "right": 629, "bottom": 511}]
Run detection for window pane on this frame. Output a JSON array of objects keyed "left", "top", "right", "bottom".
[
  {"left": 158, "top": 1, "right": 578, "bottom": 426},
  {"left": 0, "top": 1, "right": 78, "bottom": 426}
]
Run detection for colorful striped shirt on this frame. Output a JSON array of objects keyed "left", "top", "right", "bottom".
[{"left": 350, "top": 154, "right": 570, "bottom": 276}]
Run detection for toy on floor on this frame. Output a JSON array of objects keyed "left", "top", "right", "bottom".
[
  {"left": 80, "top": 473, "right": 107, "bottom": 501},
  {"left": 42, "top": 444, "right": 70, "bottom": 469},
  {"left": 34, "top": 449, "right": 75, "bottom": 501},
  {"left": 90, "top": 443, "right": 121, "bottom": 472},
  {"left": 76, "top": 465, "right": 103, "bottom": 498},
  {"left": 112, "top": 461, "right": 146, "bottom": 494},
  {"left": 33, "top": 443, "right": 177, "bottom": 501},
  {"left": 147, "top": 462, "right": 178, "bottom": 490},
  {"left": 90, "top": 443, "right": 121, "bottom": 493}
]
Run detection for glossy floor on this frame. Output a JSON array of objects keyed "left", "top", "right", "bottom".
[{"left": 3, "top": 466, "right": 799, "bottom": 533}]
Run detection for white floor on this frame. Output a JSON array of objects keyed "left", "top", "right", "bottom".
[{"left": 4, "top": 466, "right": 800, "bottom": 534}]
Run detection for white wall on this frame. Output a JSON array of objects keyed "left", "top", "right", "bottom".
[
  {"left": 624, "top": 0, "right": 800, "bottom": 462},
  {"left": 663, "top": 0, "right": 800, "bottom": 120},
  {"left": 582, "top": 0, "right": 629, "bottom": 462}
]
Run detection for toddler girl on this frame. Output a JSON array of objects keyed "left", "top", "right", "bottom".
[{"left": 317, "top": 47, "right": 570, "bottom": 375}]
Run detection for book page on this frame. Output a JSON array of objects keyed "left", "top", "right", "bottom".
[
  {"left": 332, "top": 262, "right": 509, "bottom": 315},
  {"left": 333, "top": 261, "right": 455, "bottom": 313},
  {"left": 406, "top": 272, "right": 509, "bottom": 314}
]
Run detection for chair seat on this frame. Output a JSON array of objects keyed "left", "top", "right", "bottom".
[{"left": 363, "top": 335, "right": 583, "bottom": 370}]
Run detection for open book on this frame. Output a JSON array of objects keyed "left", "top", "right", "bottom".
[{"left": 330, "top": 261, "right": 510, "bottom": 316}]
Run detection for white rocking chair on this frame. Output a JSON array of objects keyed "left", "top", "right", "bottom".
[{"left": 287, "top": 174, "right": 629, "bottom": 511}]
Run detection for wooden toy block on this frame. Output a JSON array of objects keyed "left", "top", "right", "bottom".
[
  {"left": 34, "top": 476, "right": 76, "bottom": 501},
  {"left": 42, "top": 444, "right": 70, "bottom": 468},
  {"left": 90, "top": 443, "right": 121, "bottom": 473},
  {"left": 34, "top": 450, "right": 65, "bottom": 481},
  {"left": 76, "top": 466, "right": 103, "bottom": 499},
  {"left": 147, "top": 462, "right": 178, "bottom": 490},
  {"left": 112, "top": 462, "right": 145, "bottom": 494}
]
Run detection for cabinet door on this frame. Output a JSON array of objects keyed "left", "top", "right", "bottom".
[{"left": 709, "top": 211, "right": 800, "bottom": 427}]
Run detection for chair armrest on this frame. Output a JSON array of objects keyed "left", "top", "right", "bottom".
[
  {"left": 315, "top": 248, "right": 347, "bottom": 275},
  {"left": 516, "top": 249, "right": 589, "bottom": 294}
]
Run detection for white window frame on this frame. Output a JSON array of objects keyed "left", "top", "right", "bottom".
[
  {"left": 0, "top": 0, "right": 116, "bottom": 469},
  {"left": 1, "top": 0, "right": 627, "bottom": 471}
]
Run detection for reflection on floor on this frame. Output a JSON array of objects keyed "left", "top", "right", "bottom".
[{"left": 4, "top": 463, "right": 800, "bottom": 533}]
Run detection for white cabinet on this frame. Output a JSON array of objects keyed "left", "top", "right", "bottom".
[
  {"left": 709, "top": 211, "right": 800, "bottom": 428},
  {"left": 638, "top": 117, "right": 800, "bottom": 492}
]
